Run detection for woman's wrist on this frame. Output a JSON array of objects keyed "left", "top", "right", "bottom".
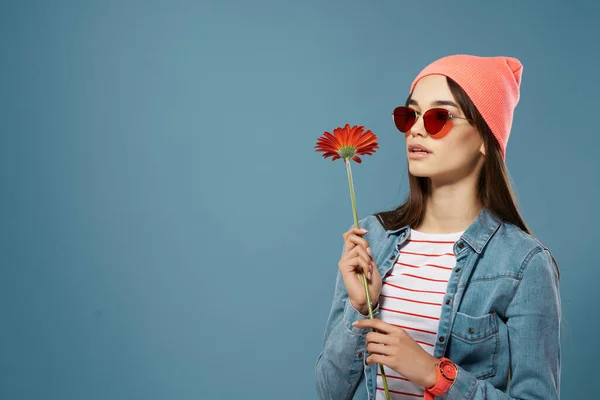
[
  {"left": 350, "top": 299, "right": 379, "bottom": 316},
  {"left": 357, "top": 304, "right": 370, "bottom": 316},
  {"left": 361, "top": 300, "right": 379, "bottom": 316},
  {"left": 424, "top": 357, "right": 441, "bottom": 388}
]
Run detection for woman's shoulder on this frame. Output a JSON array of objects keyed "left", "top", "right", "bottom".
[
  {"left": 490, "top": 221, "right": 559, "bottom": 279},
  {"left": 495, "top": 221, "right": 551, "bottom": 252}
]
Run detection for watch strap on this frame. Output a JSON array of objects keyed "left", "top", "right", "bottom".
[{"left": 424, "top": 358, "right": 456, "bottom": 399}]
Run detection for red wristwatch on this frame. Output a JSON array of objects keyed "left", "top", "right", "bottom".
[{"left": 424, "top": 357, "right": 457, "bottom": 399}]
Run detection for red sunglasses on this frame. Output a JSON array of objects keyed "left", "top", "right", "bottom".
[{"left": 392, "top": 106, "right": 472, "bottom": 137}]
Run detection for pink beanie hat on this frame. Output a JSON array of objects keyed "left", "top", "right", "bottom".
[{"left": 409, "top": 54, "right": 523, "bottom": 159}]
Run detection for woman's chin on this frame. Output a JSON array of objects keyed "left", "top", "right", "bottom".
[{"left": 408, "top": 164, "right": 433, "bottom": 177}]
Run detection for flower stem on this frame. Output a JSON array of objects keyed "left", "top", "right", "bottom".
[
  {"left": 345, "top": 158, "right": 360, "bottom": 228},
  {"left": 345, "top": 158, "right": 390, "bottom": 400}
]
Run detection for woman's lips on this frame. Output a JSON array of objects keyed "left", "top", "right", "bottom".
[{"left": 408, "top": 150, "right": 432, "bottom": 159}]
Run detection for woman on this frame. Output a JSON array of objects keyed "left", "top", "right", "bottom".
[{"left": 315, "top": 54, "right": 561, "bottom": 400}]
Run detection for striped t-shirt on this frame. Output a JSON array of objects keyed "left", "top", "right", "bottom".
[{"left": 375, "top": 227, "right": 464, "bottom": 400}]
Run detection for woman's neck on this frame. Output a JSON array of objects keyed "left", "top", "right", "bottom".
[{"left": 415, "top": 178, "right": 483, "bottom": 234}]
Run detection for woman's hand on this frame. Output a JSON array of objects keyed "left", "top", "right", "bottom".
[
  {"left": 352, "top": 318, "right": 439, "bottom": 388},
  {"left": 338, "top": 227, "right": 382, "bottom": 315}
]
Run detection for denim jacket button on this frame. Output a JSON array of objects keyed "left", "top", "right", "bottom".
[
  {"left": 389, "top": 254, "right": 396, "bottom": 260},
  {"left": 468, "top": 327, "right": 475, "bottom": 334},
  {"left": 439, "top": 336, "right": 445, "bottom": 343},
  {"left": 445, "top": 299, "right": 451, "bottom": 305},
  {"left": 457, "top": 242, "right": 464, "bottom": 249},
  {"left": 357, "top": 352, "right": 363, "bottom": 359}
]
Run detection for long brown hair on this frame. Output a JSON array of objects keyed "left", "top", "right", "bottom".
[{"left": 374, "top": 76, "right": 560, "bottom": 276}]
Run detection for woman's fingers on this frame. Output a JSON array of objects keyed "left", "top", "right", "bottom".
[
  {"left": 352, "top": 245, "right": 371, "bottom": 263},
  {"left": 346, "top": 255, "right": 371, "bottom": 278},
  {"left": 366, "top": 353, "right": 392, "bottom": 367},
  {"left": 347, "top": 233, "right": 370, "bottom": 250},
  {"left": 342, "top": 245, "right": 371, "bottom": 267},
  {"left": 353, "top": 318, "right": 396, "bottom": 334},
  {"left": 343, "top": 228, "right": 370, "bottom": 253},
  {"left": 366, "top": 331, "right": 395, "bottom": 346},
  {"left": 351, "top": 247, "right": 375, "bottom": 276},
  {"left": 366, "top": 342, "right": 392, "bottom": 357}
]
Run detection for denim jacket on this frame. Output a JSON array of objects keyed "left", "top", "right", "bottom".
[{"left": 315, "top": 207, "right": 561, "bottom": 399}]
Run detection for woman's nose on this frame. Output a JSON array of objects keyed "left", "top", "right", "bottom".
[{"left": 410, "top": 116, "right": 427, "bottom": 137}]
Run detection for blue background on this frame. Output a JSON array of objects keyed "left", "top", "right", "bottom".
[{"left": 1, "top": 0, "right": 598, "bottom": 398}]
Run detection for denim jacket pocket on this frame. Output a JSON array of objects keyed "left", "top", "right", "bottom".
[{"left": 448, "top": 311, "right": 499, "bottom": 379}]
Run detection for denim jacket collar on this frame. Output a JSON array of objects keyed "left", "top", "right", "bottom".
[{"left": 385, "top": 207, "right": 502, "bottom": 254}]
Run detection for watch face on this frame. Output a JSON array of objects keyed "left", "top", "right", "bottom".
[{"left": 440, "top": 360, "right": 457, "bottom": 380}]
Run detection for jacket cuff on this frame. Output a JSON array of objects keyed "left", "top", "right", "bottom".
[
  {"left": 443, "top": 363, "right": 477, "bottom": 400},
  {"left": 344, "top": 299, "right": 380, "bottom": 335}
]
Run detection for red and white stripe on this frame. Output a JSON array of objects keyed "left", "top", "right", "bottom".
[{"left": 375, "top": 228, "right": 463, "bottom": 400}]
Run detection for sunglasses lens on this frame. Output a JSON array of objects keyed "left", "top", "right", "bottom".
[
  {"left": 423, "top": 108, "right": 450, "bottom": 135},
  {"left": 393, "top": 107, "right": 416, "bottom": 133}
]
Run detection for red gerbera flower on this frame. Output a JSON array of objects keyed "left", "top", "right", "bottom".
[{"left": 314, "top": 124, "right": 379, "bottom": 163}]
